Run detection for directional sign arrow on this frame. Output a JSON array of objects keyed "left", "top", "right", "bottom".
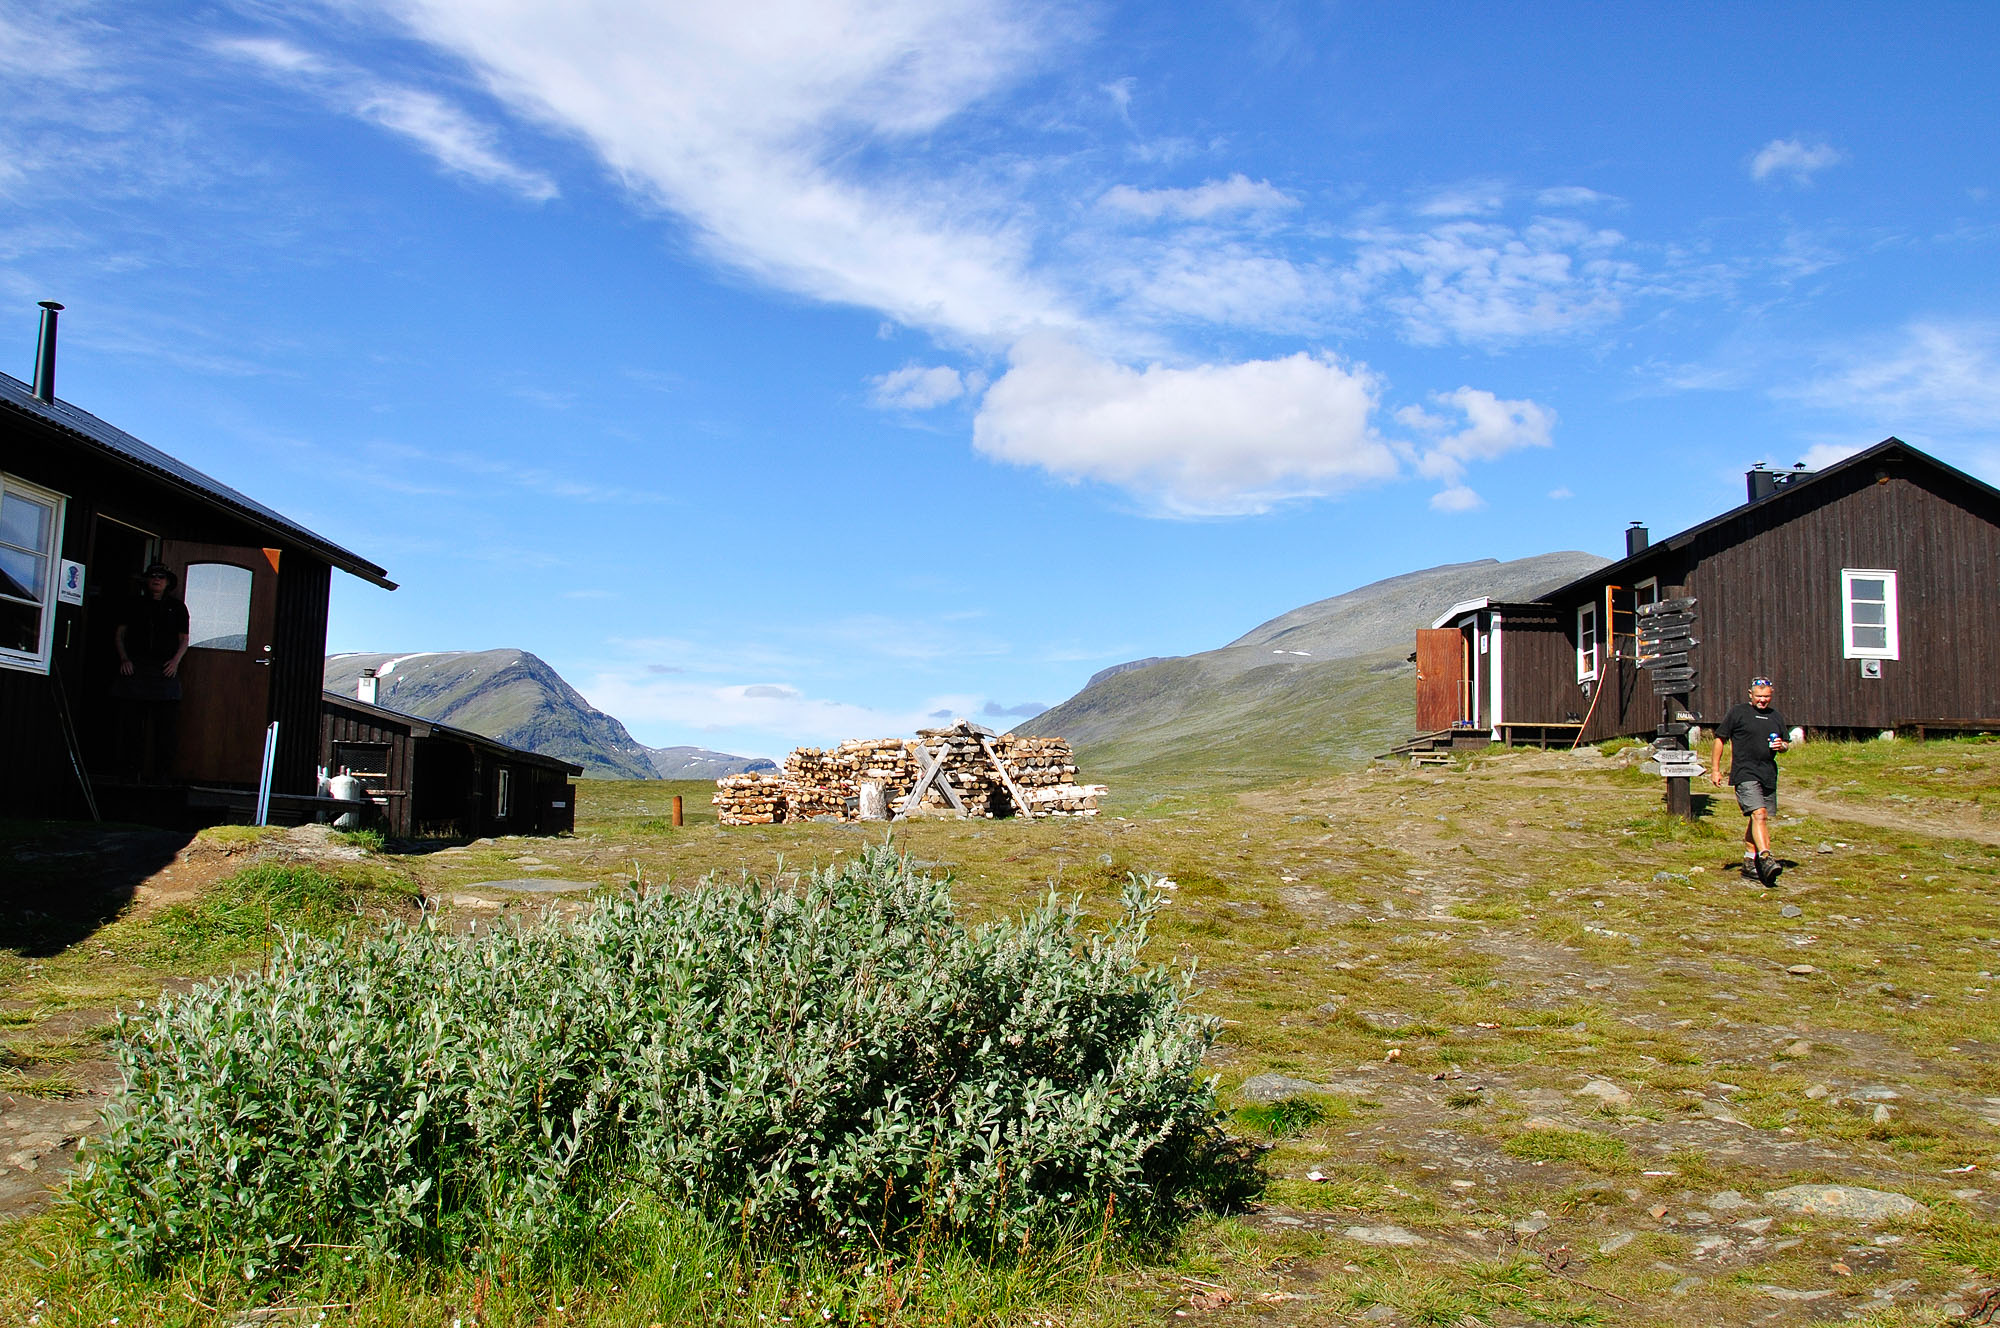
[{"left": 1637, "top": 597, "right": 1697, "bottom": 616}]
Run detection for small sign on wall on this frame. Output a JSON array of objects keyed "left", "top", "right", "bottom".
[
  {"left": 57, "top": 560, "right": 85, "bottom": 605},
  {"left": 1860, "top": 659, "right": 1882, "bottom": 679}
]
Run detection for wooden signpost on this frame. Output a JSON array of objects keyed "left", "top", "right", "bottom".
[{"left": 1635, "top": 597, "right": 1700, "bottom": 819}]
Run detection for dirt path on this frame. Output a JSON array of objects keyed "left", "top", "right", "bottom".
[{"left": 1783, "top": 788, "right": 2000, "bottom": 845}]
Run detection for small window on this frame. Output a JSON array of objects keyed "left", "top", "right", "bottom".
[
  {"left": 1576, "top": 602, "right": 1599, "bottom": 681},
  {"left": 1634, "top": 578, "right": 1660, "bottom": 608},
  {"left": 1841, "top": 569, "right": 1899, "bottom": 660},
  {"left": 0, "top": 474, "right": 66, "bottom": 674},
  {"left": 495, "top": 767, "right": 513, "bottom": 818},
  {"left": 335, "top": 742, "right": 392, "bottom": 791},
  {"left": 184, "top": 562, "right": 253, "bottom": 650}
]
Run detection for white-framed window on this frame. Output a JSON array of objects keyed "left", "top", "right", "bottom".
[
  {"left": 0, "top": 473, "right": 66, "bottom": 674},
  {"left": 1634, "top": 577, "right": 1660, "bottom": 608},
  {"left": 1576, "top": 602, "right": 1599, "bottom": 681},
  {"left": 1841, "top": 569, "right": 1899, "bottom": 660},
  {"left": 495, "top": 767, "right": 513, "bottom": 818}
]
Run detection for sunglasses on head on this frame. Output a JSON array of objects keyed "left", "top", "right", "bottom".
[{"left": 1750, "top": 677, "right": 1773, "bottom": 688}]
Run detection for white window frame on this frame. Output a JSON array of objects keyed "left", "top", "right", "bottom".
[
  {"left": 495, "top": 766, "right": 513, "bottom": 818},
  {"left": 0, "top": 473, "right": 67, "bottom": 675},
  {"left": 1634, "top": 577, "right": 1660, "bottom": 608},
  {"left": 1575, "top": 602, "right": 1599, "bottom": 682},
  {"left": 1840, "top": 568, "right": 1900, "bottom": 660}
]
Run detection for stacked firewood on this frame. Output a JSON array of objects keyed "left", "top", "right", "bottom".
[
  {"left": 713, "top": 722, "right": 1104, "bottom": 823},
  {"left": 712, "top": 772, "right": 784, "bottom": 825}
]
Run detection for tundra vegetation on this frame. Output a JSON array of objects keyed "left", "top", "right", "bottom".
[{"left": 3, "top": 735, "right": 2000, "bottom": 1326}]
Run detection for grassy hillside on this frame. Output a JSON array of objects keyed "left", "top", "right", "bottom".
[{"left": 1028, "top": 552, "right": 1607, "bottom": 793}]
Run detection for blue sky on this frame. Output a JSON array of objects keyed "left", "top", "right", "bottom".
[{"left": 4, "top": 2, "right": 1997, "bottom": 759}]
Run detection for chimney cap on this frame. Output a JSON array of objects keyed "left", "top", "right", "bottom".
[{"left": 37, "top": 300, "right": 62, "bottom": 312}]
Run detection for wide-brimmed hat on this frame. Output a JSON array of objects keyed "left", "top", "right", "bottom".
[{"left": 142, "top": 561, "right": 177, "bottom": 588}]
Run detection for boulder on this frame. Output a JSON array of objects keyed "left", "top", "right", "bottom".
[{"left": 1764, "top": 1185, "right": 1927, "bottom": 1222}]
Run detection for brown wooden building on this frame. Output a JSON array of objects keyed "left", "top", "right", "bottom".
[
  {"left": 1, "top": 308, "right": 395, "bottom": 823},
  {"left": 321, "top": 692, "right": 582, "bottom": 837},
  {"left": 1418, "top": 439, "right": 2000, "bottom": 745}
]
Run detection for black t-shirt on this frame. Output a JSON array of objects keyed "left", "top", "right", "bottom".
[
  {"left": 1715, "top": 701, "right": 1790, "bottom": 787},
  {"left": 119, "top": 595, "right": 189, "bottom": 667}
]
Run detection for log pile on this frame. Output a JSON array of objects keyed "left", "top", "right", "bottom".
[
  {"left": 711, "top": 720, "right": 1104, "bottom": 825},
  {"left": 712, "top": 772, "right": 784, "bottom": 825}
]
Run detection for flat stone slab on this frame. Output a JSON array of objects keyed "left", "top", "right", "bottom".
[
  {"left": 1238, "top": 1073, "right": 1337, "bottom": 1102},
  {"left": 1765, "top": 1184, "right": 1927, "bottom": 1222},
  {"left": 461, "top": 878, "right": 599, "bottom": 894},
  {"left": 1344, "top": 1224, "right": 1427, "bottom": 1246}
]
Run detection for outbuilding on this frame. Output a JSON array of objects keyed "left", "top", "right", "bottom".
[{"left": 321, "top": 690, "right": 582, "bottom": 837}]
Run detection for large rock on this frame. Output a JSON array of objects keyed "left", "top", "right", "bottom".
[
  {"left": 1238, "top": 1073, "right": 1334, "bottom": 1102},
  {"left": 1764, "top": 1185, "right": 1927, "bottom": 1222},
  {"left": 1343, "top": 1225, "right": 1427, "bottom": 1246}
]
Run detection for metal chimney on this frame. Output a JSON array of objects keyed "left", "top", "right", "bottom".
[
  {"left": 32, "top": 301, "right": 62, "bottom": 404},
  {"left": 1625, "top": 521, "right": 1649, "bottom": 556},
  {"left": 1746, "top": 462, "right": 1778, "bottom": 503},
  {"left": 357, "top": 668, "right": 379, "bottom": 705}
]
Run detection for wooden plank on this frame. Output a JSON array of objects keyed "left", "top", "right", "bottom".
[
  {"left": 896, "top": 744, "right": 949, "bottom": 815},
  {"left": 1636, "top": 597, "right": 1697, "bottom": 616},
  {"left": 1637, "top": 650, "right": 1694, "bottom": 670},
  {"left": 978, "top": 735, "right": 1036, "bottom": 819}
]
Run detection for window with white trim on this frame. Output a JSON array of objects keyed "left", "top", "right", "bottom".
[
  {"left": 1576, "top": 602, "right": 1599, "bottom": 681},
  {"left": 495, "top": 767, "right": 513, "bottom": 818},
  {"left": 1634, "top": 577, "right": 1660, "bottom": 608},
  {"left": 0, "top": 474, "right": 66, "bottom": 674},
  {"left": 1841, "top": 569, "right": 1899, "bottom": 660}
]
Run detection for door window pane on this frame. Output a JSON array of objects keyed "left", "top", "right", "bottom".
[
  {"left": 185, "top": 562, "right": 253, "bottom": 651},
  {"left": 0, "top": 545, "right": 43, "bottom": 603},
  {"left": 0, "top": 599, "right": 37, "bottom": 652}
]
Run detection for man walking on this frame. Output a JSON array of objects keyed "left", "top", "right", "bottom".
[{"left": 1710, "top": 677, "right": 1791, "bottom": 886}]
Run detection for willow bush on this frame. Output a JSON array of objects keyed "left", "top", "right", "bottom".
[{"left": 77, "top": 845, "right": 1245, "bottom": 1279}]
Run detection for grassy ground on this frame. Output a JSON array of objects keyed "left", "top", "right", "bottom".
[{"left": 4, "top": 736, "right": 2000, "bottom": 1325}]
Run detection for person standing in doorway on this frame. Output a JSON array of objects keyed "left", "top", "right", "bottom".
[
  {"left": 1710, "top": 677, "right": 1791, "bottom": 886},
  {"left": 111, "top": 561, "right": 190, "bottom": 782}
]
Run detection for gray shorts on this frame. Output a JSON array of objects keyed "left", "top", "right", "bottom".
[{"left": 1735, "top": 780, "right": 1777, "bottom": 815}]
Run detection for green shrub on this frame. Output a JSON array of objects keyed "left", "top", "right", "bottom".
[
  {"left": 77, "top": 846, "right": 1247, "bottom": 1280},
  {"left": 1236, "top": 1094, "right": 1331, "bottom": 1139}
]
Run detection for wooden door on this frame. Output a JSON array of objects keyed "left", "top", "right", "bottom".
[
  {"left": 1414, "top": 628, "right": 1464, "bottom": 733},
  {"left": 163, "top": 542, "right": 280, "bottom": 784}
]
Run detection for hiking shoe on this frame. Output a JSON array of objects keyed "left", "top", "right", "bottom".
[{"left": 1755, "top": 852, "right": 1781, "bottom": 887}]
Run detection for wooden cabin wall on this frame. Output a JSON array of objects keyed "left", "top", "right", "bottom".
[
  {"left": 320, "top": 707, "right": 415, "bottom": 836},
  {"left": 1496, "top": 614, "right": 1575, "bottom": 727},
  {"left": 1682, "top": 458, "right": 2000, "bottom": 731}
]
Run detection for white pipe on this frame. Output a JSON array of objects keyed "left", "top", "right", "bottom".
[{"left": 254, "top": 721, "right": 279, "bottom": 825}]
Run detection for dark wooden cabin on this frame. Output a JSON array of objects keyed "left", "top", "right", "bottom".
[
  {"left": 1420, "top": 439, "right": 2000, "bottom": 745},
  {"left": 321, "top": 692, "right": 582, "bottom": 838},
  {"left": 1, "top": 307, "right": 394, "bottom": 823}
]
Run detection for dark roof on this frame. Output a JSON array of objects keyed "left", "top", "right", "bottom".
[
  {"left": 322, "top": 691, "right": 585, "bottom": 775},
  {"left": 0, "top": 371, "right": 395, "bottom": 590},
  {"left": 1538, "top": 438, "right": 1997, "bottom": 604}
]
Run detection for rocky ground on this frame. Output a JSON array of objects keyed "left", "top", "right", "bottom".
[{"left": 4, "top": 737, "right": 1997, "bottom": 1325}]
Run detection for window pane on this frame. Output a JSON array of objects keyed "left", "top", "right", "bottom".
[
  {"left": 185, "top": 562, "right": 253, "bottom": 651},
  {"left": 0, "top": 545, "right": 44, "bottom": 602},
  {"left": 1849, "top": 578, "right": 1886, "bottom": 602},
  {"left": 0, "top": 597, "right": 37, "bottom": 652},
  {"left": 1851, "top": 602, "right": 1886, "bottom": 626},
  {"left": 0, "top": 491, "right": 52, "bottom": 553},
  {"left": 1853, "top": 626, "right": 1888, "bottom": 651}
]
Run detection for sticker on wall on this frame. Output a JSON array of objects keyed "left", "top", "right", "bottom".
[{"left": 57, "top": 560, "right": 85, "bottom": 605}]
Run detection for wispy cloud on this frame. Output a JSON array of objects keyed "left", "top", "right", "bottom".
[
  {"left": 1398, "top": 387, "right": 1556, "bottom": 509},
  {"left": 868, "top": 364, "right": 974, "bottom": 410},
  {"left": 1749, "top": 137, "right": 1843, "bottom": 186},
  {"left": 1783, "top": 320, "right": 2000, "bottom": 433},
  {"left": 1099, "top": 173, "right": 1296, "bottom": 222},
  {"left": 212, "top": 35, "right": 557, "bottom": 201}
]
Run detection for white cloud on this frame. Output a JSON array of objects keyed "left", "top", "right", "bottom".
[
  {"left": 581, "top": 670, "right": 994, "bottom": 753},
  {"left": 1349, "top": 218, "right": 1636, "bottom": 345},
  {"left": 1797, "top": 440, "right": 1870, "bottom": 471},
  {"left": 1535, "top": 186, "right": 1613, "bottom": 208},
  {"left": 972, "top": 335, "right": 1395, "bottom": 516},
  {"left": 1548, "top": 486, "right": 1574, "bottom": 500},
  {"left": 1100, "top": 173, "right": 1297, "bottom": 221},
  {"left": 1786, "top": 320, "right": 2000, "bottom": 432},
  {"left": 1750, "top": 138, "right": 1843, "bottom": 185},
  {"left": 869, "top": 364, "right": 970, "bottom": 410},
  {"left": 372, "top": 0, "right": 1079, "bottom": 344},
  {"left": 1430, "top": 485, "right": 1483, "bottom": 512},
  {"left": 1399, "top": 386, "right": 1557, "bottom": 488},
  {"left": 1416, "top": 183, "right": 1506, "bottom": 217},
  {"left": 214, "top": 36, "right": 557, "bottom": 200}
]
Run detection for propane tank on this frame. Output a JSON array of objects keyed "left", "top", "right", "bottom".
[{"left": 330, "top": 772, "right": 365, "bottom": 828}]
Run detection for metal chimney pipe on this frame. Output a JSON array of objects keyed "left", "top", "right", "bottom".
[
  {"left": 357, "top": 668, "right": 379, "bottom": 705},
  {"left": 1625, "top": 521, "right": 1649, "bottom": 556},
  {"left": 32, "top": 301, "right": 62, "bottom": 404}
]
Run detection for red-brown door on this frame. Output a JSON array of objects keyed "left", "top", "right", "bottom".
[
  {"left": 1414, "top": 628, "right": 1464, "bottom": 733},
  {"left": 163, "top": 542, "right": 280, "bottom": 785}
]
